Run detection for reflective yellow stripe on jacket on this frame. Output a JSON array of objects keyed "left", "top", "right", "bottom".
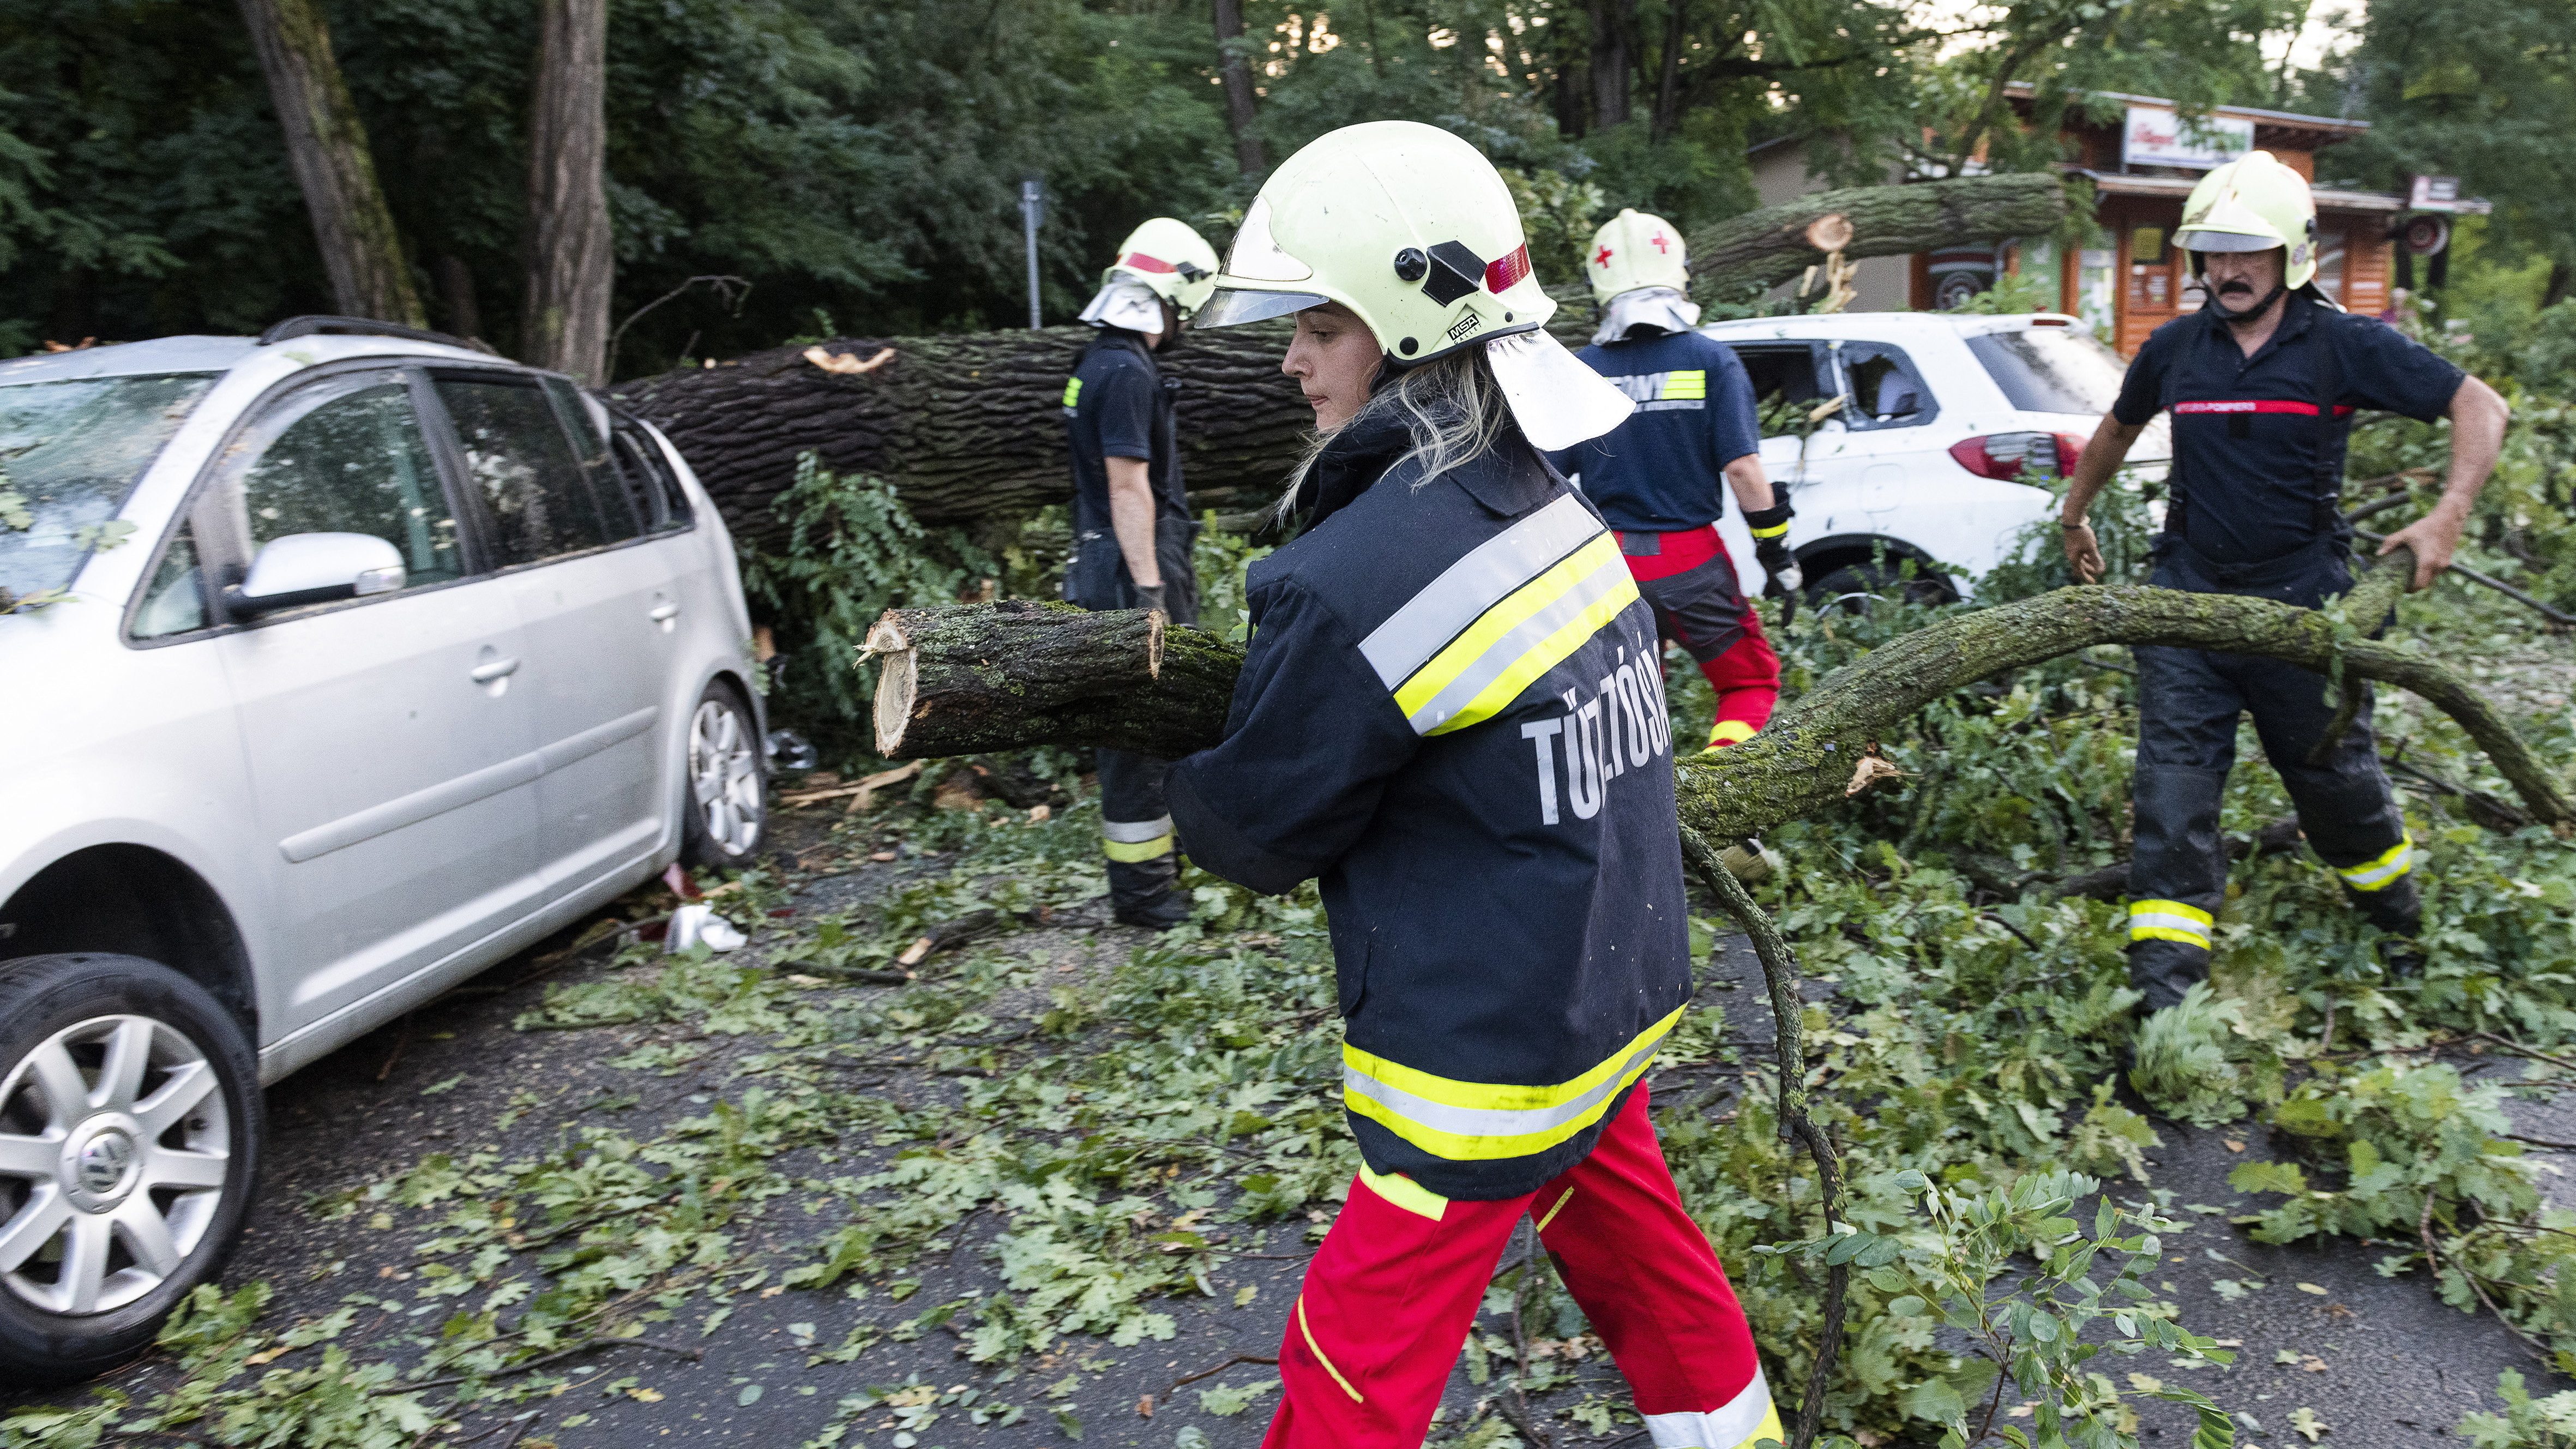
[
  {"left": 1357, "top": 493, "right": 1639, "bottom": 737},
  {"left": 1342, "top": 1005, "right": 1684, "bottom": 1161}
]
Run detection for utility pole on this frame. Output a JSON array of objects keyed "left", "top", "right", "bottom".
[{"left": 1020, "top": 177, "right": 1045, "bottom": 330}]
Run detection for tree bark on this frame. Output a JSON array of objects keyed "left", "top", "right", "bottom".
[
  {"left": 1589, "top": 0, "right": 1638, "bottom": 130},
  {"left": 866, "top": 562, "right": 2576, "bottom": 841},
  {"left": 1649, "top": 0, "right": 1688, "bottom": 143},
  {"left": 236, "top": 0, "right": 424, "bottom": 327},
  {"left": 1687, "top": 171, "right": 2067, "bottom": 300},
  {"left": 615, "top": 174, "right": 2067, "bottom": 546},
  {"left": 523, "top": 0, "right": 614, "bottom": 384},
  {"left": 1212, "top": 0, "right": 1270, "bottom": 176}
]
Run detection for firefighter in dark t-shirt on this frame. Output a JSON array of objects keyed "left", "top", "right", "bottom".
[
  {"left": 1548, "top": 209, "right": 1795, "bottom": 749},
  {"left": 1063, "top": 218, "right": 1221, "bottom": 928},
  {"left": 2057, "top": 153, "right": 2509, "bottom": 1012}
]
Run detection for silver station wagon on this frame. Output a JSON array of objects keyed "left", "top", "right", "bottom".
[{"left": 0, "top": 318, "right": 769, "bottom": 1381}]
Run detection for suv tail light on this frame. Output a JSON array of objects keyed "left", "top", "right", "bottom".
[{"left": 1948, "top": 431, "right": 2083, "bottom": 482}]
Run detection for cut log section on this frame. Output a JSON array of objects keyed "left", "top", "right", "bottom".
[{"left": 866, "top": 600, "right": 1239, "bottom": 761}]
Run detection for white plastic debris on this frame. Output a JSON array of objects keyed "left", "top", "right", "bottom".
[{"left": 666, "top": 903, "right": 747, "bottom": 953}]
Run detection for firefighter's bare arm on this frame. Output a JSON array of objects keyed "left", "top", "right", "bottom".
[
  {"left": 1105, "top": 455, "right": 1162, "bottom": 593},
  {"left": 2058, "top": 413, "right": 2147, "bottom": 585},
  {"left": 2379, "top": 374, "right": 2509, "bottom": 591},
  {"left": 1720, "top": 453, "right": 1775, "bottom": 514}
]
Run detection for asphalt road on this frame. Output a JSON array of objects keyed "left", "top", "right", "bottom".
[{"left": 2, "top": 835, "right": 2559, "bottom": 1447}]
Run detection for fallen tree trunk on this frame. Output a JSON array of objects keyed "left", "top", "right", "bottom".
[
  {"left": 865, "top": 555, "right": 2576, "bottom": 841},
  {"left": 616, "top": 173, "right": 2066, "bottom": 548},
  {"left": 1686, "top": 171, "right": 2068, "bottom": 301}
]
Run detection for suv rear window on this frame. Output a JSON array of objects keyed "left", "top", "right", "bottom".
[{"left": 1966, "top": 327, "right": 2127, "bottom": 416}]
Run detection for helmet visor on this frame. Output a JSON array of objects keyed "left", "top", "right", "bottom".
[
  {"left": 2179, "top": 229, "right": 2283, "bottom": 254},
  {"left": 1194, "top": 287, "right": 1329, "bottom": 329},
  {"left": 1219, "top": 196, "right": 1315, "bottom": 283}
]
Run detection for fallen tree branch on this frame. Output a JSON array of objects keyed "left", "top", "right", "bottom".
[
  {"left": 1682, "top": 827, "right": 1845, "bottom": 1449},
  {"left": 868, "top": 561, "right": 2576, "bottom": 839}
]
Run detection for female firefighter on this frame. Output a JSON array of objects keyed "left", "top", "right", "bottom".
[{"left": 1166, "top": 121, "right": 1779, "bottom": 1449}]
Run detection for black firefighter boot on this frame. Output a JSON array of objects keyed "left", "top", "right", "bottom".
[
  {"left": 1109, "top": 853, "right": 1191, "bottom": 930},
  {"left": 2351, "top": 873, "right": 2427, "bottom": 980}
]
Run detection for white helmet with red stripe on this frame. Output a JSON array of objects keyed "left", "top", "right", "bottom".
[
  {"left": 1079, "top": 218, "right": 1220, "bottom": 334},
  {"left": 1197, "top": 121, "right": 1629, "bottom": 448}
]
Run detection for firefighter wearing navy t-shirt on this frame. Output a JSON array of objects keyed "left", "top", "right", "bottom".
[
  {"left": 1549, "top": 209, "right": 1792, "bottom": 749},
  {"left": 1063, "top": 217, "right": 1222, "bottom": 928},
  {"left": 2057, "top": 153, "right": 2508, "bottom": 1012},
  {"left": 1169, "top": 122, "right": 1780, "bottom": 1449}
]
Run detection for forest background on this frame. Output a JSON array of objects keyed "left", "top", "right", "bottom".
[{"left": 5, "top": 0, "right": 2574, "bottom": 377}]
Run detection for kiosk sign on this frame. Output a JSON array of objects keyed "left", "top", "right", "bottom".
[{"left": 2122, "top": 106, "right": 2255, "bottom": 170}]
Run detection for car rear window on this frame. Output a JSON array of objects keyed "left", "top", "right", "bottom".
[
  {"left": 0, "top": 372, "right": 217, "bottom": 604},
  {"left": 1966, "top": 327, "right": 2127, "bottom": 416}
]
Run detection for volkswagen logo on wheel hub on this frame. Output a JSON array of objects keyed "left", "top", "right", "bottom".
[{"left": 59, "top": 1117, "right": 145, "bottom": 1209}]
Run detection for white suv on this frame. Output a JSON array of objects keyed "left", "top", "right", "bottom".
[
  {"left": 0, "top": 318, "right": 767, "bottom": 1380},
  {"left": 1695, "top": 311, "right": 2170, "bottom": 601}
]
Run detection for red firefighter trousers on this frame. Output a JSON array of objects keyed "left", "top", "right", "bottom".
[
  {"left": 1616, "top": 526, "right": 1780, "bottom": 748},
  {"left": 1261, "top": 1084, "right": 1779, "bottom": 1449}
]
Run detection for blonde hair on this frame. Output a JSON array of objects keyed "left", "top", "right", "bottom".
[{"left": 1276, "top": 346, "right": 1511, "bottom": 525}]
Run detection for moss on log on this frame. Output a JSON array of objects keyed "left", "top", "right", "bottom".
[
  {"left": 1686, "top": 172, "right": 2069, "bottom": 300},
  {"left": 869, "top": 561, "right": 2575, "bottom": 841}
]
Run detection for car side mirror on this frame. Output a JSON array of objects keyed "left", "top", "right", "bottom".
[{"left": 225, "top": 532, "right": 405, "bottom": 619}]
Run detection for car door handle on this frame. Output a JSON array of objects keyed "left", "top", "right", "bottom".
[
  {"left": 469, "top": 656, "right": 522, "bottom": 683},
  {"left": 648, "top": 602, "right": 680, "bottom": 623}
]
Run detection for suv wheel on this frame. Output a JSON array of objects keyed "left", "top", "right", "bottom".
[
  {"left": 681, "top": 681, "right": 767, "bottom": 869},
  {"left": 0, "top": 954, "right": 261, "bottom": 1386}
]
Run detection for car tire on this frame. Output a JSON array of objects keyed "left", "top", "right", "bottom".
[
  {"left": 1804, "top": 560, "right": 1957, "bottom": 614},
  {"left": 680, "top": 680, "right": 767, "bottom": 870},
  {"left": 0, "top": 953, "right": 262, "bottom": 1386}
]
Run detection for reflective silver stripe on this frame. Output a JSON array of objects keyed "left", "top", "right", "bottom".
[
  {"left": 2339, "top": 843, "right": 2413, "bottom": 889},
  {"left": 1341, "top": 1025, "right": 1667, "bottom": 1143},
  {"left": 1102, "top": 815, "right": 1176, "bottom": 844},
  {"left": 1642, "top": 1369, "right": 1778, "bottom": 1448},
  {"left": 1359, "top": 494, "right": 1600, "bottom": 690},
  {"left": 1400, "top": 549, "right": 1633, "bottom": 734}
]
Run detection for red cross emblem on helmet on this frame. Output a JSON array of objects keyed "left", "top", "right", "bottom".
[
  {"left": 1650, "top": 232, "right": 1671, "bottom": 253},
  {"left": 1594, "top": 244, "right": 1614, "bottom": 268}
]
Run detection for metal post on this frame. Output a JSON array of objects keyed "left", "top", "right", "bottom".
[{"left": 1020, "top": 178, "right": 1044, "bottom": 329}]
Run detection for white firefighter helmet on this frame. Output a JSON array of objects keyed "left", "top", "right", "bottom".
[
  {"left": 1584, "top": 208, "right": 1690, "bottom": 304},
  {"left": 1195, "top": 121, "right": 1630, "bottom": 449},
  {"left": 2175, "top": 151, "right": 2322, "bottom": 292},
  {"left": 1079, "top": 217, "right": 1221, "bottom": 335}
]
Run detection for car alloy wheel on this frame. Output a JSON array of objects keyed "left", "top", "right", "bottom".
[
  {"left": 688, "top": 696, "right": 762, "bottom": 856},
  {"left": 0, "top": 1014, "right": 233, "bottom": 1316}
]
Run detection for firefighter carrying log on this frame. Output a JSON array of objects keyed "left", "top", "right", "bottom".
[
  {"left": 1167, "top": 121, "right": 1780, "bottom": 1449},
  {"left": 1062, "top": 217, "right": 1222, "bottom": 928},
  {"left": 2057, "top": 151, "right": 2509, "bottom": 1010},
  {"left": 1551, "top": 208, "right": 1795, "bottom": 749}
]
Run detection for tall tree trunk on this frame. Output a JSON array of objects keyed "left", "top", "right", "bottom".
[
  {"left": 616, "top": 175, "right": 2067, "bottom": 543},
  {"left": 1212, "top": 0, "right": 1269, "bottom": 176},
  {"left": 1554, "top": 17, "right": 1590, "bottom": 140},
  {"left": 1589, "top": 0, "right": 1637, "bottom": 130},
  {"left": 236, "top": 0, "right": 424, "bottom": 327},
  {"left": 523, "top": 0, "right": 614, "bottom": 383},
  {"left": 1649, "top": 0, "right": 1688, "bottom": 142},
  {"left": 434, "top": 255, "right": 483, "bottom": 343}
]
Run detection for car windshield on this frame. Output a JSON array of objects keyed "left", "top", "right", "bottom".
[
  {"left": 0, "top": 372, "right": 216, "bottom": 603},
  {"left": 1966, "top": 327, "right": 2128, "bottom": 416}
]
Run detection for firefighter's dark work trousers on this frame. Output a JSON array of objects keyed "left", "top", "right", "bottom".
[
  {"left": 1263, "top": 1084, "right": 1776, "bottom": 1449},
  {"left": 1616, "top": 526, "right": 1781, "bottom": 748},
  {"left": 1066, "top": 516, "right": 1200, "bottom": 911},
  {"left": 2128, "top": 538, "right": 2419, "bottom": 1011}
]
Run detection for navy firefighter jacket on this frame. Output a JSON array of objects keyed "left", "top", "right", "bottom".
[
  {"left": 2112, "top": 292, "right": 2463, "bottom": 570},
  {"left": 1544, "top": 328, "right": 1763, "bottom": 534},
  {"left": 1165, "top": 411, "right": 1694, "bottom": 1201}
]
